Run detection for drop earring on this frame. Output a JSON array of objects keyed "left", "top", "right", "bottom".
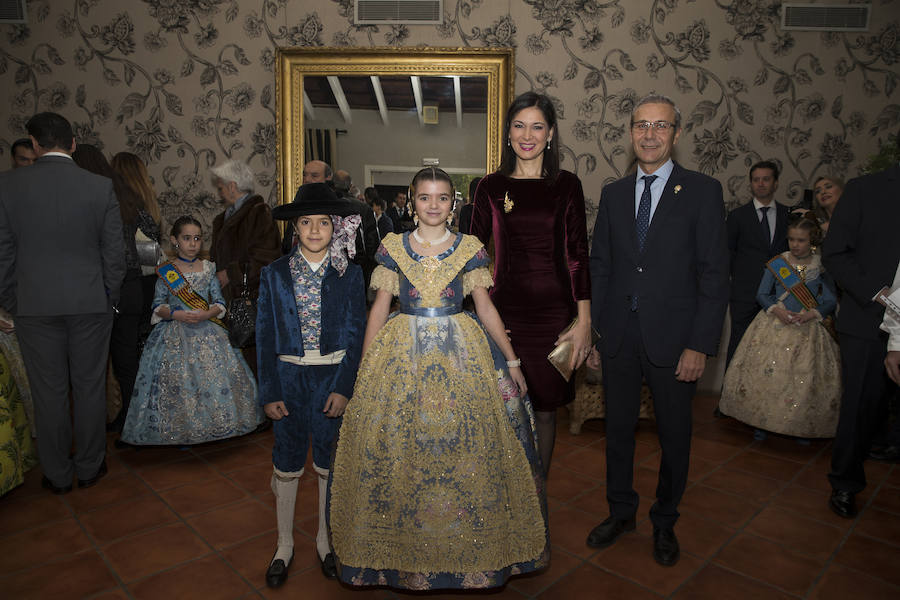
[
  {"left": 413, "top": 213, "right": 419, "bottom": 226},
  {"left": 547, "top": 139, "right": 552, "bottom": 149},
  {"left": 507, "top": 139, "right": 511, "bottom": 147}
]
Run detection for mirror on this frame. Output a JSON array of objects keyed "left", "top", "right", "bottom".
[{"left": 276, "top": 47, "right": 514, "bottom": 206}]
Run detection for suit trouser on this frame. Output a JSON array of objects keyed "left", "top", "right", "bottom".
[
  {"left": 829, "top": 332, "right": 891, "bottom": 494},
  {"left": 726, "top": 300, "right": 759, "bottom": 368},
  {"left": 603, "top": 312, "right": 695, "bottom": 530},
  {"left": 16, "top": 313, "right": 113, "bottom": 486}
]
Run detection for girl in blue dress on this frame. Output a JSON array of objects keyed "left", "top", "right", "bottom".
[
  {"left": 120, "top": 216, "right": 262, "bottom": 445},
  {"left": 329, "top": 168, "right": 548, "bottom": 590}
]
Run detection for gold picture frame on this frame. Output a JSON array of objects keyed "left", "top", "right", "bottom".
[{"left": 275, "top": 46, "right": 515, "bottom": 206}]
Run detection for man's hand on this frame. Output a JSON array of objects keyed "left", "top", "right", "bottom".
[
  {"left": 886, "top": 351, "right": 900, "bottom": 386},
  {"left": 675, "top": 349, "right": 706, "bottom": 382}
]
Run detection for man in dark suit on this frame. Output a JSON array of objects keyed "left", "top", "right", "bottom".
[
  {"left": 0, "top": 112, "right": 125, "bottom": 494},
  {"left": 724, "top": 161, "right": 790, "bottom": 367},
  {"left": 371, "top": 197, "right": 393, "bottom": 240},
  {"left": 587, "top": 94, "right": 729, "bottom": 566},
  {"left": 822, "top": 163, "right": 900, "bottom": 518},
  {"left": 387, "top": 190, "right": 413, "bottom": 233}
]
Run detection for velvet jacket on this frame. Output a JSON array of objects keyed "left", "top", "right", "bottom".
[{"left": 255, "top": 253, "right": 365, "bottom": 404}]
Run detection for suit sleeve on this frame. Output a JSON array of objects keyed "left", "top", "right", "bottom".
[
  {"left": 101, "top": 180, "right": 127, "bottom": 306},
  {"left": 726, "top": 207, "right": 740, "bottom": 274},
  {"left": 0, "top": 180, "right": 16, "bottom": 313},
  {"left": 564, "top": 175, "right": 591, "bottom": 301},
  {"left": 470, "top": 178, "right": 493, "bottom": 248},
  {"left": 882, "top": 262, "right": 900, "bottom": 351},
  {"left": 255, "top": 266, "right": 280, "bottom": 407},
  {"left": 688, "top": 179, "right": 730, "bottom": 355},
  {"left": 589, "top": 185, "right": 612, "bottom": 331},
  {"left": 332, "top": 266, "right": 366, "bottom": 399},
  {"left": 822, "top": 178, "right": 884, "bottom": 306}
]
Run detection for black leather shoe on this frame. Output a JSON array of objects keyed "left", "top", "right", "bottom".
[
  {"left": 586, "top": 516, "right": 636, "bottom": 549},
  {"left": 265, "top": 552, "right": 293, "bottom": 588},
  {"left": 829, "top": 489, "right": 857, "bottom": 518},
  {"left": 77, "top": 460, "right": 108, "bottom": 489},
  {"left": 41, "top": 476, "right": 72, "bottom": 495},
  {"left": 652, "top": 527, "right": 680, "bottom": 566},
  {"left": 868, "top": 445, "right": 900, "bottom": 462},
  {"left": 320, "top": 552, "right": 337, "bottom": 579}
]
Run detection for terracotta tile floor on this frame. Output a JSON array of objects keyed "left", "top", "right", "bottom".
[{"left": 2, "top": 394, "right": 898, "bottom": 599}]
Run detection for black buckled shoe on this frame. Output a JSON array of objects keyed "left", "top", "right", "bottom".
[
  {"left": 829, "top": 489, "right": 857, "bottom": 519},
  {"left": 265, "top": 552, "right": 293, "bottom": 588},
  {"left": 41, "top": 476, "right": 72, "bottom": 495},
  {"left": 652, "top": 527, "right": 680, "bottom": 566},
  {"left": 77, "top": 460, "right": 108, "bottom": 489},
  {"left": 320, "top": 552, "right": 337, "bottom": 579},
  {"left": 586, "top": 516, "right": 636, "bottom": 549}
]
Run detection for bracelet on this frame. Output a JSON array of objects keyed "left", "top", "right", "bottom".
[{"left": 507, "top": 358, "right": 521, "bottom": 368}]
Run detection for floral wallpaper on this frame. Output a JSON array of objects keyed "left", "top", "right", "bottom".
[{"left": 2, "top": 0, "right": 899, "bottom": 237}]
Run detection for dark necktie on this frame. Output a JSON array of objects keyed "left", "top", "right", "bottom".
[
  {"left": 636, "top": 175, "right": 657, "bottom": 252},
  {"left": 632, "top": 175, "right": 657, "bottom": 311},
  {"left": 760, "top": 206, "right": 771, "bottom": 248}
]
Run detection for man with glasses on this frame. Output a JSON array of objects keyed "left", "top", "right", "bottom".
[{"left": 587, "top": 94, "right": 729, "bottom": 566}]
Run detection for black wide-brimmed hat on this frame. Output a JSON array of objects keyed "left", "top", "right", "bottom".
[{"left": 271, "top": 182, "right": 359, "bottom": 220}]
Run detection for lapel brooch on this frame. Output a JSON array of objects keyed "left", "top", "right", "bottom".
[
  {"left": 674, "top": 185, "right": 682, "bottom": 195},
  {"left": 503, "top": 191, "right": 514, "bottom": 213}
]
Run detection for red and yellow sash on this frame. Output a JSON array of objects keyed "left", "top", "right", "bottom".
[
  {"left": 156, "top": 262, "right": 227, "bottom": 329},
  {"left": 766, "top": 255, "right": 818, "bottom": 310}
]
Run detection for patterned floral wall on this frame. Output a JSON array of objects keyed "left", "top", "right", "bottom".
[{"left": 2, "top": 0, "right": 899, "bottom": 236}]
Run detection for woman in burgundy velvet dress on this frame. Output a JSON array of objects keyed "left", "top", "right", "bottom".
[{"left": 471, "top": 92, "right": 592, "bottom": 475}]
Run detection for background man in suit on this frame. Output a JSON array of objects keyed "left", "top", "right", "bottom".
[
  {"left": 587, "top": 94, "right": 729, "bottom": 566},
  {"left": 9, "top": 138, "right": 35, "bottom": 169},
  {"left": 724, "top": 161, "right": 790, "bottom": 367},
  {"left": 822, "top": 164, "right": 900, "bottom": 518},
  {"left": 0, "top": 112, "right": 125, "bottom": 494},
  {"left": 387, "top": 190, "right": 413, "bottom": 233}
]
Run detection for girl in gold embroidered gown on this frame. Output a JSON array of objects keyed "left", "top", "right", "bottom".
[
  {"left": 720, "top": 217, "right": 841, "bottom": 439},
  {"left": 329, "top": 168, "right": 548, "bottom": 590}
]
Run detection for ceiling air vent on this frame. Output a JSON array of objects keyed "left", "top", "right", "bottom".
[
  {"left": 0, "top": 0, "right": 27, "bottom": 24},
  {"left": 781, "top": 3, "right": 870, "bottom": 32},
  {"left": 355, "top": 0, "right": 443, "bottom": 25}
]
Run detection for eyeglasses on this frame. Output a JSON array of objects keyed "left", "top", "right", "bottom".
[{"left": 631, "top": 120, "right": 675, "bottom": 132}]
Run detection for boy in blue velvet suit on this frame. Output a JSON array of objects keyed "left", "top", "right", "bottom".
[{"left": 256, "top": 183, "right": 366, "bottom": 587}]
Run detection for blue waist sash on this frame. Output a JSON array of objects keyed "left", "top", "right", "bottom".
[{"left": 400, "top": 305, "right": 462, "bottom": 317}]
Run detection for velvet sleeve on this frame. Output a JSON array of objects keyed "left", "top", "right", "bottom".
[
  {"left": 332, "top": 265, "right": 366, "bottom": 399},
  {"left": 255, "top": 265, "right": 280, "bottom": 407},
  {"left": 470, "top": 176, "right": 493, "bottom": 248},
  {"left": 564, "top": 174, "right": 591, "bottom": 301}
]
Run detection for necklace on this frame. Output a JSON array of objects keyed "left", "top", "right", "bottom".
[
  {"left": 177, "top": 255, "right": 199, "bottom": 263},
  {"left": 412, "top": 228, "right": 452, "bottom": 248}
]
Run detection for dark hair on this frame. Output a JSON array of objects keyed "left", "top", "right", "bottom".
[
  {"left": 749, "top": 160, "right": 780, "bottom": 181},
  {"left": 73, "top": 144, "right": 145, "bottom": 225},
  {"left": 364, "top": 186, "right": 380, "bottom": 205},
  {"left": 170, "top": 215, "right": 202, "bottom": 238},
  {"left": 468, "top": 177, "right": 482, "bottom": 201},
  {"left": 787, "top": 215, "right": 823, "bottom": 246},
  {"left": 11, "top": 138, "right": 32, "bottom": 155},
  {"left": 373, "top": 197, "right": 387, "bottom": 211},
  {"left": 25, "top": 112, "right": 74, "bottom": 151},
  {"left": 409, "top": 167, "right": 455, "bottom": 200},
  {"left": 498, "top": 92, "right": 560, "bottom": 180}
]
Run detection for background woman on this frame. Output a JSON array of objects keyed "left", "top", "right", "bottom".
[
  {"left": 72, "top": 145, "right": 160, "bottom": 433},
  {"left": 471, "top": 92, "right": 592, "bottom": 475},
  {"left": 812, "top": 176, "right": 844, "bottom": 234},
  {"left": 209, "top": 160, "right": 281, "bottom": 376}
]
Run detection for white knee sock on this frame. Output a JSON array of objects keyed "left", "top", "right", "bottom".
[
  {"left": 272, "top": 470, "right": 300, "bottom": 563},
  {"left": 315, "top": 466, "right": 330, "bottom": 561}
]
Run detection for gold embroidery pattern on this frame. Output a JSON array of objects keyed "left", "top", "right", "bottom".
[
  {"left": 462, "top": 267, "right": 494, "bottom": 297},
  {"left": 381, "top": 233, "right": 483, "bottom": 308},
  {"left": 369, "top": 265, "right": 400, "bottom": 297},
  {"left": 329, "top": 240, "right": 546, "bottom": 574}
]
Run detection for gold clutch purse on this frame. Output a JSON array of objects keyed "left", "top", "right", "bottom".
[{"left": 547, "top": 319, "right": 600, "bottom": 382}]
